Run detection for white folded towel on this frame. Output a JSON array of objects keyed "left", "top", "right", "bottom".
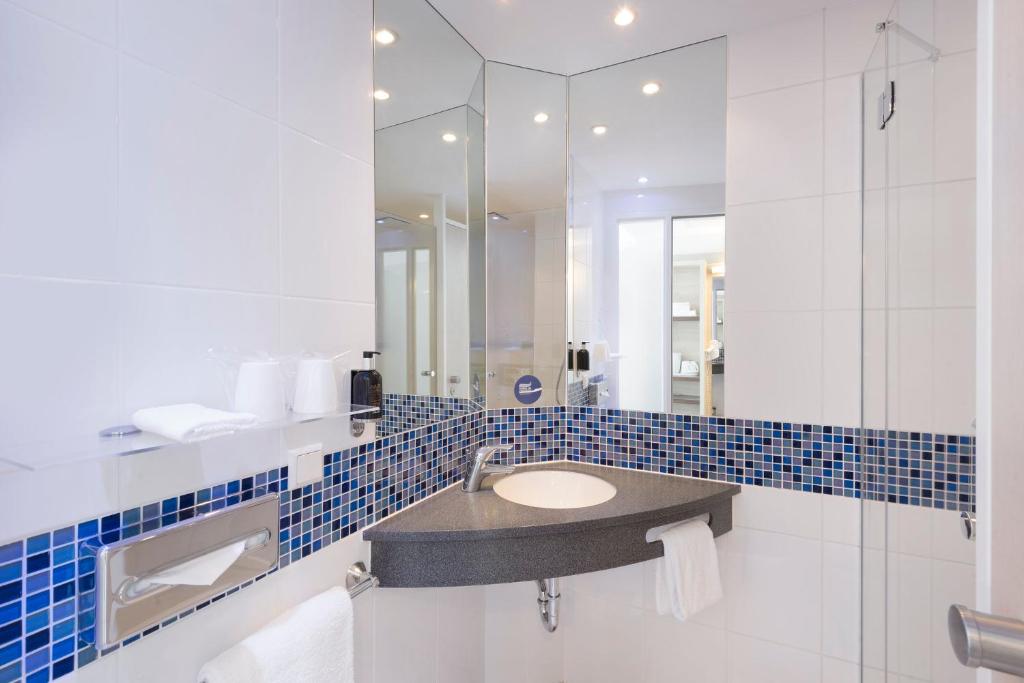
[
  {"left": 132, "top": 403, "right": 258, "bottom": 443},
  {"left": 652, "top": 518, "right": 723, "bottom": 622},
  {"left": 197, "top": 586, "right": 354, "bottom": 683}
]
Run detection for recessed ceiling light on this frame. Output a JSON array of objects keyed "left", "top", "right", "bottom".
[
  {"left": 637, "top": 176, "right": 649, "bottom": 184},
  {"left": 419, "top": 213, "right": 430, "bottom": 219},
  {"left": 636, "top": 193, "right": 645, "bottom": 198},
  {"left": 534, "top": 112, "right": 549, "bottom": 124},
  {"left": 614, "top": 7, "right": 635, "bottom": 26},
  {"left": 441, "top": 132, "right": 457, "bottom": 143},
  {"left": 642, "top": 82, "right": 661, "bottom": 95},
  {"left": 374, "top": 29, "right": 397, "bottom": 45},
  {"left": 373, "top": 89, "right": 390, "bottom": 100},
  {"left": 376, "top": 219, "right": 384, "bottom": 224},
  {"left": 592, "top": 125, "right": 608, "bottom": 136}
]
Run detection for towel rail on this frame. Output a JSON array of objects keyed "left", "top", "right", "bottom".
[{"left": 346, "top": 561, "right": 378, "bottom": 598}]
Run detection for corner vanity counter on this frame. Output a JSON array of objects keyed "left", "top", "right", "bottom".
[{"left": 363, "top": 462, "right": 739, "bottom": 587}]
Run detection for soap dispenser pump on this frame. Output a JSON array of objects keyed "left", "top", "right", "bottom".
[{"left": 351, "top": 351, "right": 383, "bottom": 419}]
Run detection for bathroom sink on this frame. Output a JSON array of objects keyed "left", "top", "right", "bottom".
[{"left": 492, "top": 470, "right": 616, "bottom": 509}]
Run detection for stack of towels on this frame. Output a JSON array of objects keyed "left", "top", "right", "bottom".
[{"left": 198, "top": 587, "right": 354, "bottom": 683}]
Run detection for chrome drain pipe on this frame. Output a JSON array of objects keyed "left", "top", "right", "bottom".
[{"left": 536, "top": 578, "right": 560, "bottom": 632}]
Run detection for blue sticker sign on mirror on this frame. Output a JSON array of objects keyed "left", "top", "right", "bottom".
[{"left": 514, "top": 374, "right": 542, "bottom": 404}]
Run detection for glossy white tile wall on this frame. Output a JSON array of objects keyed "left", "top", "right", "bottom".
[
  {"left": 0, "top": 0, "right": 375, "bottom": 460},
  {"left": 560, "top": 485, "right": 976, "bottom": 683}
]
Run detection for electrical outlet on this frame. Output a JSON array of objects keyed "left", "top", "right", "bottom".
[{"left": 288, "top": 443, "right": 324, "bottom": 487}]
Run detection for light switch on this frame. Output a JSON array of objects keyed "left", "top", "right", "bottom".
[{"left": 288, "top": 443, "right": 324, "bottom": 487}]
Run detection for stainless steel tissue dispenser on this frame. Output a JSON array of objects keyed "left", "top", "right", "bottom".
[{"left": 95, "top": 493, "right": 279, "bottom": 648}]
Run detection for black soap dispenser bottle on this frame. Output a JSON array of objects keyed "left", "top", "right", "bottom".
[
  {"left": 567, "top": 341, "right": 575, "bottom": 371},
  {"left": 577, "top": 341, "right": 591, "bottom": 372},
  {"left": 351, "top": 351, "right": 383, "bottom": 419}
]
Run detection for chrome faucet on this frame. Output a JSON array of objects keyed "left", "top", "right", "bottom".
[{"left": 463, "top": 444, "right": 516, "bottom": 492}]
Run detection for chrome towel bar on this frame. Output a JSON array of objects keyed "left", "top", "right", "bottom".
[{"left": 346, "top": 562, "right": 378, "bottom": 598}]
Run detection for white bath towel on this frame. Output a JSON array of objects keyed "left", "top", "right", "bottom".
[
  {"left": 132, "top": 404, "right": 258, "bottom": 443},
  {"left": 197, "top": 586, "right": 354, "bottom": 683},
  {"left": 653, "top": 519, "right": 723, "bottom": 622}
]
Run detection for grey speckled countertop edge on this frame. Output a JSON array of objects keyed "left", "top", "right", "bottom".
[{"left": 363, "top": 461, "right": 740, "bottom": 543}]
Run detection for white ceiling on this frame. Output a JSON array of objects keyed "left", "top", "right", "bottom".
[{"left": 429, "top": 0, "right": 859, "bottom": 75}]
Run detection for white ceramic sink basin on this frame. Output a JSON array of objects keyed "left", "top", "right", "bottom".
[{"left": 492, "top": 470, "right": 617, "bottom": 509}]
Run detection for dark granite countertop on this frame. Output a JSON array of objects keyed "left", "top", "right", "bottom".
[{"left": 363, "top": 461, "right": 739, "bottom": 543}]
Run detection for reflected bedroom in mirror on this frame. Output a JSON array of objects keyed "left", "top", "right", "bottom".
[
  {"left": 373, "top": 0, "right": 486, "bottom": 432},
  {"left": 567, "top": 37, "right": 726, "bottom": 416}
]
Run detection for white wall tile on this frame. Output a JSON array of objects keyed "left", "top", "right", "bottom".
[
  {"left": 118, "top": 58, "right": 279, "bottom": 292},
  {"left": 825, "top": 74, "right": 863, "bottom": 194},
  {"left": 280, "top": 0, "right": 374, "bottom": 162},
  {"left": 822, "top": 495, "right": 861, "bottom": 546},
  {"left": 569, "top": 561, "right": 644, "bottom": 609},
  {"left": 727, "top": 197, "right": 823, "bottom": 312},
  {"left": 894, "top": 184, "right": 935, "bottom": 309},
  {"left": 437, "top": 587, "right": 486, "bottom": 683},
  {"left": 896, "top": 553, "right": 932, "bottom": 679},
  {"left": 727, "top": 11, "right": 823, "bottom": 98},
  {"left": 118, "top": 285, "right": 280, "bottom": 415},
  {"left": 119, "top": 0, "right": 278, "bottom": 117},
  {"left": 563, "top": 593, "right": 644, "bottom": 683},
  {"left": 0, "top": 278, "right": 119, "bottom": 450},
  {"left": 0, "top": 5, "right": 117, "bottom": 281},
  {"left": 727, "top": 633, "right": 822, "bottom": 683},
  {"left": 824, "top": 0, "right": 893, "bottom": 78},
  {"left": 644, "top": 615, "right": 727, "bottom": 683},
  {"left": 892, "top": 60, "right": 936, "bottom": 188},
  {"left": 726, "top": 82, "right": 824, "bottom": 205},
  {"left": 932, "top": 307, "right": 975, "bottom": 435},
  {"left": 733, "top": 485, "right": 823, "bottom": 539},
  {"left": 484, "top": 582, "right": 564, "bottom": 683},
  {"left": 823, "top": 541, "right": 861, "bottom": 663},
  {"left": 823, "top": 192, "right": 862, "bottom": 311},
  {"left": 935, "top": 0, "right": 977, "bottom": 56},
  {"left": 934, "top": 51, "right": 976, "bottom": 183},
  {"left": 894, "top": 309, "right": 935, "bottom": 433},
  {"left": 725, "top": 310, "right": 823, "bottom": 423},
  {"left": 823, "top": 309, "right": 861, "bottom": 426},
  {"left": 823, "top": 655, "right": 861, "bottom": 683},
  {"left": 373, "top": 588, "right": 439, "bottom": 683},
  {"left": 932, "top": 181, "right": 976, "bottom": 308},
  {"left": 724, "top": 528, "right": 823, "bottom": 652},
  {"left": 280, "top": 129, "right": 375, "bottom": 303},
  {"left": 7, "top": 0, "right": 117, "bottom": 44},
  {"left": 279, "top": 300, "right": 374, "bottom": 391}
]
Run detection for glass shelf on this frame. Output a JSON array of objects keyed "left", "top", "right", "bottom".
[{"left": 0, "top": 404, "right": 376, "bottom": 473}]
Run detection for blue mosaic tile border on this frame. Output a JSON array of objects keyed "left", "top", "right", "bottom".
[
  {"left": 378, "top": 393, "right": 482, "bottom": 437},
  {"left": 0, "top": 404, "right": 975, "bottom": 682},
  {"left": 564, "top": 407, "right": 975, "bottom": 511}
]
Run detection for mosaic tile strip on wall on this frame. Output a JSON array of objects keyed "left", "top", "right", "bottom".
[
  {"left": 0, "top": 403, "right": 975, "bottom": 682},
  {"left": 0, "top": 411, "right": 487, "bottom": 683},
  {"left": 378, "top": 393, "right": 481, "bottom": 437},
  {"left": 564, "top": 407, "right": 975, "bottom": 511}
]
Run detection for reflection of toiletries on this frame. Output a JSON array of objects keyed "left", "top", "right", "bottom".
[
  {"left": 351, "top": 351, "right": 383, "bottom": 419},
  {"left": 577, "top": 342, "right": 591, "bottom": 371},
  {"left": 567, "top": 342, "right": 575, "bottom": 371}
]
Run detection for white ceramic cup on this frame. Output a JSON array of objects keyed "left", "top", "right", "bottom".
[
  {"left": 292, "top": 358, "right": 339, "bottom": 415},
  {"left": 234, "top": 360, "right": 286, "bottom": 422}
]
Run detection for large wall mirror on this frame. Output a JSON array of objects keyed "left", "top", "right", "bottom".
[
  {"left": 373, "top": 0, "right": 485, "bottom": 408},
  {"left": 485, "top": 63, "right": 568, "bottom": 408},
  {"left": 567, "top": 37, "right": 726, "bottom": 415}
]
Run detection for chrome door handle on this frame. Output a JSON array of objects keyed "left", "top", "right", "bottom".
[
  {"left": 949, "top": 604, "right": 1024, "bottom": 676},
  {"left": 420, "top": 370, "right": 436, "bottom": 377}
]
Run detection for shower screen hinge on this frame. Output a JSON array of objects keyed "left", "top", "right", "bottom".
[{"left": 878, "top": 80, "right": 895, "bottom": 130}]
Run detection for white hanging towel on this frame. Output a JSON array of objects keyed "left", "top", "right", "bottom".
[
  {"left": 132, "top": 403, "right": 258, "bottom": 443},
  {"left": 197, "top": 586, "right": 354, "bottom": 683},
  {"left": 653, "top": 518, "right": 723, "bottom": 622}
]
